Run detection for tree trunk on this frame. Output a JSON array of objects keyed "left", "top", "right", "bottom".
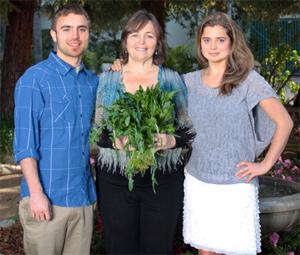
[
  {"left": 0, "top": 20, "right": 6, "bottom": 94},
  {"left": 33, "top": 0, "right": 43, "bottom": 63},
  {"left": 0, "top": 0, "right": 36, "bottom": 119},
  {"left": 140, "top": 0, "right": 166, "bottom": 34}
]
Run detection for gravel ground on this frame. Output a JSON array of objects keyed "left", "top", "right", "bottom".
[{"left": 0, "top": 220, "right": 24, "bottom": 255}]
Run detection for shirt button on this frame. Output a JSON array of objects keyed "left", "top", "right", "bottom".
[
  {"left": 79, "top": 95, "right": 82, "bottom": 98},
  {"left": 81, "top": 133, "right": 84, "bottom": 136},
  {"left": 80, "top": 114, "right": 83, "bottom": 117},
  {"left": 82, "top": 152, "right": 85, "bottom": 156}
]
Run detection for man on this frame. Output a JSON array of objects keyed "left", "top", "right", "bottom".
[{"left": 13, "top": 3, "right": 98, "bottom": 254}]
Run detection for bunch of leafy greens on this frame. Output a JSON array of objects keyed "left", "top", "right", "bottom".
[{"left": 95, "top": 83, "right": 176, "bottom": 191}]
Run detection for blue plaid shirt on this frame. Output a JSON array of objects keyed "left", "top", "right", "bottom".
[{"left": 14, "top": 52, "right": 98, "bottom": 207}]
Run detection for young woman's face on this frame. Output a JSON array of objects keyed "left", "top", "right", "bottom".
[
  {"left": 126, "top": 21, "right": 158, "bottom": 63},
  {"left": 200, "top": 25, "right": 231, "bottom": 64}
]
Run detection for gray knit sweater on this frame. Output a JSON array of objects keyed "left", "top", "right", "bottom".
[{"left": 183, "top": 70, "right": 278, "bottom": 185}]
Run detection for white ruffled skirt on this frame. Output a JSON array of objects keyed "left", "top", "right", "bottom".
[{"left": 183, "top": 172, "right": 261, "bottom": 255}]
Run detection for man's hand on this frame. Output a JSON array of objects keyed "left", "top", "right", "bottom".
[
  {"left": 30, "top": 192, "right": 52, "bottom": 221},
  {"left": 20, "top": 158, "right": 52, "bottom": 221}
]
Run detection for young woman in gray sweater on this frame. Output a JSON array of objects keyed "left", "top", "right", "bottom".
[{"left": 182, "top": 12, "right": 293, "bottom": 255}]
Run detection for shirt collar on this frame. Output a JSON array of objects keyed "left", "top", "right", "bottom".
[{"left": 48, "top": 51, "right": 87, "bottom": 76}]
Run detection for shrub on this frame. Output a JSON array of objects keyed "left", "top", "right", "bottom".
[
  {"left": 165, "top": 45, "right": 198, "bottom": 74},
  {"left": 260, "top": 44, "right": 300, "bottom": 105},
  {"left": 268, "top": 154, "right": 300, "bottom": 182},
  {"left": 0, "top": 117, "right": 14, "bottom": 163},
  {"left": 261, "top": 225, "right": 300, "bottom": 255}
]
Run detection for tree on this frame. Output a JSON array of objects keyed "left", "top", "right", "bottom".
[
  {"left": 167, "top": 0, "right": 227, "bottom": 38},
  {"left": 0, "top": 0, "right": 36, "bottom": 118},
  {"left": 140, "top": 0, "right": 167, "bottom": 33},
  {"left": 236, "top": 0, "right": 300, "bottom": 22},
  {"left": 81, "top": 0, "right": 168, "bottom": 72},
  {"left": 166, "top": 0, "right": 300, "bottom": 38},
  {"left": 260, "top": 44, "right": 300, "bottom": 105},
  {"left": 33, "top": 0, "right": 43, "bottom": 63},
  {"left": 0, "top": 0, "right": 16, "bottom": 23},
  {"left": 236, "top": 0, "right": 300, "bottom": 106}
]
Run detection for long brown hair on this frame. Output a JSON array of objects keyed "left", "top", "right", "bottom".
[
  {"left": 197, "top": 12, "right": 254, "bottom": 95},
  {"left": 120, "top": 9, "right": 166, "bottom": 65}
]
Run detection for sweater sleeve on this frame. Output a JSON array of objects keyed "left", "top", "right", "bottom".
[
  {"left": 174, "top": 124, "right": 196, "bottom": 148},
  {"left": 94, "top": 71, "right": 120, "bottom": 149},
  {"left": 97, "top": 128, "right": 114, "bottom": 148},
  {"left": 161, "top": 68, "right": 196, "bottom": 149},
  {"left": 245, "top": 70, "right": 278, "bottom": 156},
  {"left": 246, "top": 70, "right": 279, "bottom": 111}
]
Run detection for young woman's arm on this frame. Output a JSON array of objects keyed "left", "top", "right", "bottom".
[{"left": 236, "top": 98, "right": 293, "bottom": 182}]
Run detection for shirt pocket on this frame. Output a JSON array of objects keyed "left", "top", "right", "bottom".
[{"left": 52, "top": 94, "right": 76, "bottom": 124}]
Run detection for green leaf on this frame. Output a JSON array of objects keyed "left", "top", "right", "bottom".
[
  {"left": 125, "top": 116, "right": 130, "bottom": 127},
  {"left": 97, "top": 82, "right": 176, "bottom": 191}
]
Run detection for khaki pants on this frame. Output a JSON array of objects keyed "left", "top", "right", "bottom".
[{"left": 19, "top": 197, "right": 93, "bottom": 255}]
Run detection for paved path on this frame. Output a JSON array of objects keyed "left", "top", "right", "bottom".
[{"left": 0, "top": 164, "right": 22, "bottom": 221}]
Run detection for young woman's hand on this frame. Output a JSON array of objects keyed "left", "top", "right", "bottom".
[
  {"left": 235, "top": 161, "right": 270, "bottom": 182},
  {"left": 153, "top": 133, "right": 176, "bottom": 151}
]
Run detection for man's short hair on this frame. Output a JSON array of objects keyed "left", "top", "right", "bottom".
[{"left": 51, "top": 3, "right": 90, "bottom": 30}]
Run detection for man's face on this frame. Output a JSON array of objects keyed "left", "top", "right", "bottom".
[{"left": 50, "top": 13, "right": 89, "bottom": 65}]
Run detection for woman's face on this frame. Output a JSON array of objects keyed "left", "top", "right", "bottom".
[
  {"left": 200, "top": 25, "right": 231, "bottom": 65},
  {"left": 126, "top": 21, "right": 158, "bottom": 63}
]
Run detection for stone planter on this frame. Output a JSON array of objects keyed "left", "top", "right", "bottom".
[{"left": 259, "top": 176, "right": 300, "bottom": 235}]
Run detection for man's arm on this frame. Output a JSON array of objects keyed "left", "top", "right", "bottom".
[
  {"left": 14, "top": 70, "right": 51, "bottom": 221},
  {"left": 20, "top": 158, "right": 52, "bottom": 221}
]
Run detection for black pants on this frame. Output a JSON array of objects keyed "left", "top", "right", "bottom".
[{"left": 96, "top": 169, "right": 184, "bottom": 254}]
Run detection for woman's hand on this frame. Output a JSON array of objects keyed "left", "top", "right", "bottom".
[
  {"left": 153, "top": 133, "right": 176, "bottom": 151},
  {"left": 110, "top": 59, "right": 122, "bottom": 71},
  {"left": 235, "top": 161, "right": 271, "bottom": 182},
  {"left": 113, "top": 136, "right": 135, "bottom": 151},
  {"left": 113, "top": 136, "right": 128, "bottom": 150}
]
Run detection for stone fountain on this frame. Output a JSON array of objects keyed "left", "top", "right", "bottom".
[{"left": 259, "top": 176, "right": 300, "bottom": 235}]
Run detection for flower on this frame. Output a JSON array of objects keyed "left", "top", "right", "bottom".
[
  {"left": 292, "top": 165, "right": 300, "bottom": 173},
  {"left": 288, "top": 252, "right": 295, "bottom": 255},
  {"left": 275, "top": 168, "right": 284, "bottom": 175},
  {"left": 89, "top": 157, "right": 95, "bottom": 165},
  {"left": 269, "top": 155, "right": 300, "bottom": 182},
  {"left": 269, "top": 232, "right": 280, "bottom": 247},
  {"left": 283, "top": 159, "right": 292, "bottom": 168}
]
